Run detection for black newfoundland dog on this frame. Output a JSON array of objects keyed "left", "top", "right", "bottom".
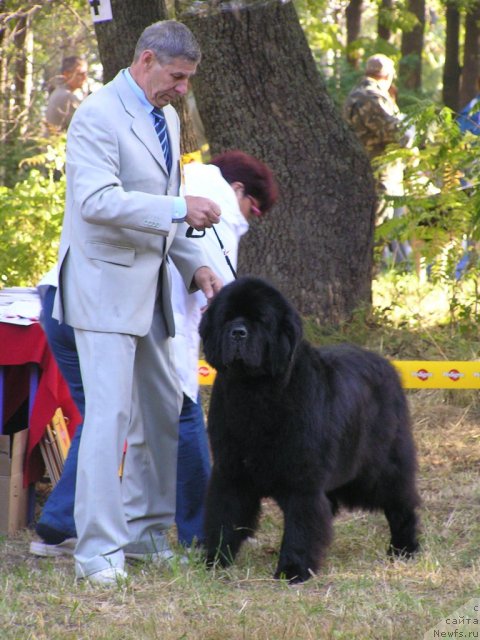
[{"left": 199, "top": 277, "right": 420, "bottom": 583}]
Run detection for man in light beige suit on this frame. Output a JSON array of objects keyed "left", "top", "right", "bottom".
[{"left": 54, "top": 21, "right": 222, "bottom": 585}]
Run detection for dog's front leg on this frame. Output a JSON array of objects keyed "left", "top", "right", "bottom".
[
  {"left": 274, "top": 491, "right": 333, "bottom": 583},
  {"left": 204, "top": 467, "right": 261, "bottom": 567}
]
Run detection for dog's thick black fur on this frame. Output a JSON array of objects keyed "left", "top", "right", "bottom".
[{"left": 199, "top": 277, "right": 420, "bottom": 583}]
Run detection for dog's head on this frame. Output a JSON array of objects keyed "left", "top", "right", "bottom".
[{"left": 199, "top": 277, "right": 303, "bottom": 379}]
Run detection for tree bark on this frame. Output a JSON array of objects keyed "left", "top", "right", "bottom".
[
  {"left": 400, "top": 0, "right": 425, "bottom": 90},
  {"left": 459, "top": 1, "right": 480, "bottom": 109},
  {"left": 346, "top": 0, "right": 363, "bottom": 68},
  {"left": 13, "top": 14, "right": 34, "bottom": 136},
  {"left": 183, "top": 0, "right": 376, "bottom": 323},
  {"left": 172, "top": 94, "right": 200, "bottom": 154},
  {"left": 442, "top": 1, "right": 461, "bottom": 111},
  {"left": 378, "top": 0, "right": 392, "bottom": 42}
]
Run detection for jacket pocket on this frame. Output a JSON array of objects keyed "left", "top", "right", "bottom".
[{"left": 85, "top": 241, "right": 135, "bottom": 266}]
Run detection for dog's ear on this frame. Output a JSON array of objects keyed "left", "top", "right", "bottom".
[
  {"left": 269, "top": 307, "right": 303, "bottom": 377},
  {"left": 198, "top": 306, "right": 210, "bottom": 343},
  {"left": 199, "top": 303, "right": 222, "bottom": 369},
  {"left": 283, "top": 306, "right": 303, "bottom": 353},
  {"left": 199, "top": 306, "right": 213, "bottom": 354}
]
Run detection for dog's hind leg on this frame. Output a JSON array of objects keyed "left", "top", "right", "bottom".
[
  {"left": 382, "top": 446, "right": 421, "bottom": 558},
  {"left": 204, "top": 469, "right": 261, "bottom": 568},
  {"left": 384, "top": 499, "right": 420, "bottom": 558},
  {"left": 274, "top": 491, "right": 333, "bottom": 583}
]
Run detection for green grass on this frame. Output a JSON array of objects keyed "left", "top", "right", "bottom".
[{"left": 1, "top": 270, "right": 479, "bottom": 639}]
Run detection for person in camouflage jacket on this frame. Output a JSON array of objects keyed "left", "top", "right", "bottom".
[
  {"left": 343, "top": 54, "right": 411, "bottom": 263},
  {"left": 343, "top": 54, "right": 404, "bottom": 161}
]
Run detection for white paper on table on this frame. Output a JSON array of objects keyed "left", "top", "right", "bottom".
[{"left": 0, "top": 289, "right": 41, "bottom": 325}]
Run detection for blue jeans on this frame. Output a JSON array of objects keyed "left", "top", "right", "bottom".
[
  {"left": 38, "top": 286, "right": 211, "bottom": 545},
  {"left": 38, "top": 285, "right": 84, "bottom": 538},
  {"left": 176, "top": 394, "right": 211, "bottom": 546}
]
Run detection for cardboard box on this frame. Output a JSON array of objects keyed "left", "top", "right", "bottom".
[{"left": 0, "top": 429, "right": 28, "bottom": 535}]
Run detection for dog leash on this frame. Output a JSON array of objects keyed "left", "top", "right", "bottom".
[{"left": 186, "top": 225, "right": 238, "bottom": 280}]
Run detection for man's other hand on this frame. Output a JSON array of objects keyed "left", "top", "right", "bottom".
[{"left": 193, "top": 266, "right": 223, "bottom": 303}]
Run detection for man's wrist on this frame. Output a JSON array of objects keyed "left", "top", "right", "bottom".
[{"left": 172, "top": 196, "right": 187, "bottom": 222}]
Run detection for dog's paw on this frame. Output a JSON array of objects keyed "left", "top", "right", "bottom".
[
  {"left": 274, "top": 565, "right": 315, "bottom": 584},
  {"left": 387, "top": 541, "right": 420, "bottom": 560},
  {"left": 205, "top": 548, "right": 235, "bottom": 568}
]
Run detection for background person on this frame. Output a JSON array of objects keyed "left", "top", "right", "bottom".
[
  {"left": 457, "top": 78, "right": 480, "bottom": 136},
  {"left": 45, "top": 56, "right": 89, "bottom": 133},
  {"left": 455, "top": 79, "right": 480, "bottom": 277},
  {"left": 53, "top": 20, "right": 222, "bottom": 586},
  {"left": 343, "top": 54, "right": 413, "bottom": 264}
]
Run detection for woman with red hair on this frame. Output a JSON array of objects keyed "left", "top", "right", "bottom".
[{"left": 171, "top": 150, "right": 278, "bottom": 547}]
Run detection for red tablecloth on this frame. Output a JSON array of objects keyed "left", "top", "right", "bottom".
[{"left": 0, "top": 322, "right": 82, "bottom": 484}]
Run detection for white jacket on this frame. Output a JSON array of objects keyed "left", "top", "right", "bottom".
[{"left": 171, "top": 162, "right": 249, "bottom": 402}]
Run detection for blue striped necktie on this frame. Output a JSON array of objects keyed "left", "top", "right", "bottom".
[{"left": 152, "top": 108, "right": 172, "bottom": 173}]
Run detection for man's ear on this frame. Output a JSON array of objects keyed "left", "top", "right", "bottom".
[{"left": 141, "top": 50, "right": 156, "bottom": 68}]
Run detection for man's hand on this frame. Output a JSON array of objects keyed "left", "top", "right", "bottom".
[
  {"left": 185, "top": 196, "right": 221, "bottom": 230},
  {"left": 193, "top": 266, "right": 223, "bottom": 303}
]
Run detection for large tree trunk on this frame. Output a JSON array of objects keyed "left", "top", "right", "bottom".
[
  {"left": 183, "top": 0, "right": 376, "bottom": 323},
  {"left": 442, "top": 1, "right": 461, "bottom": 110},
  {"left": 459, "top": 1, "right": 480, "bottom": 109},
  {"left": 399, "top": 0, "right": 425, "bottom": 90}
]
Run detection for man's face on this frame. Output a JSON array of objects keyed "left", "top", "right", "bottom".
[
  {"left": 65, "top": 62, "right": 88, "bottom": 91},
  {"left": 136, "top": 51, "right": 198, "bottom": 108}
]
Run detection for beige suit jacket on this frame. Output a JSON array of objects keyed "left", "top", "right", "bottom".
[{"left": 54, "top": 70, "right": 207, "bottom": 337}]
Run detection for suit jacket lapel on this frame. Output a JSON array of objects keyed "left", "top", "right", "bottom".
[{"left": 113, "top": 72, "right": 169, "bottom": 175}]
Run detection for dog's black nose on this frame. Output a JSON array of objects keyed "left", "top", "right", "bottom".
[{"left": 230, "top": 324, "right": 248, "bottom": 341}]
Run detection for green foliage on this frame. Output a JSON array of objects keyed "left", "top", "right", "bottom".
[
  {"left": 372, "top": 97, "right": 480, "bottom": 331},
  {"left": 304, "top": 268, "right": 480, "bottom": 361},
  {"left": 1, "top": 1, "right": 99, "bottom": 187},
  {"left": 0, "top": 142, "right": 66, "bottom": 288},
  {"left": 374, "top": 100, "right": 480, "bottom": 273}
]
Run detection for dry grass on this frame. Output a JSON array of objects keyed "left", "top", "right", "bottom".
[
  {"left": 2, "top": 272, "right": 480, "bottom": 639},
  {"left": 1, "top": 392, "right": 479, "bottom": 640}
]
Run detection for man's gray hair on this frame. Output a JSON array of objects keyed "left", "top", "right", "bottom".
[
  {"left": 133, "top": 20, "right": 201, "bottom": 65},
  {"left": 365, "top": 54, "right": 395, "bottom": 79}
]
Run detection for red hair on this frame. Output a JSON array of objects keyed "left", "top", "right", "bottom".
[{"left": 210, "top": 150, "right": 278, "bottom": 215}]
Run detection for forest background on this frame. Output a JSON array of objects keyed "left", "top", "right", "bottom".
[
  {"left": 1, "top": 4, "right": 480, "bottom": 639},
  {"left": 1, "top": 0, "right": 479, "bottom": 329}
]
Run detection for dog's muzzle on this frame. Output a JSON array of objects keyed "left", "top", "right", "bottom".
[{"left": 229, "top": 322, "right": 248, "bottom": 342}]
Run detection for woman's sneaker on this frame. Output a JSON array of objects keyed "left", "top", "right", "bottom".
[
  {"left": 29, "top": 537, "right": 76, "bottom": 557},
  {"left": 29, "top": 523, "right": 76, "bottom": 557}
]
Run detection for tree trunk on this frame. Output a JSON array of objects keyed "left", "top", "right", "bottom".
[
  {"left": 442, "top": 1, "right": 461, "bottom": 111},
  {"left": 13, "top": 14, "right": 34, "bottom": 136},
  {"left": 399, "top": 0, "right": 425, "bottom": 90},
  {"left": 346, "top": 0, "right": 363, "bottom": 68},
  {"left": 459, "top": 1, "right": 480, "bottom": 109},
  {"left": 378, "top": 0, "right": 392, "bottom": 42},
  {"left": 172, "top": 94, "right": 200, "bottom": 154},
  {"left": 183, "top": 0, "right": 376, "bottom": 324}
]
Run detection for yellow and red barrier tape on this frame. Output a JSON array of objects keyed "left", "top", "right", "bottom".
[{"left": 198, "top": 359, "right": 480, "bottom": 389}]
